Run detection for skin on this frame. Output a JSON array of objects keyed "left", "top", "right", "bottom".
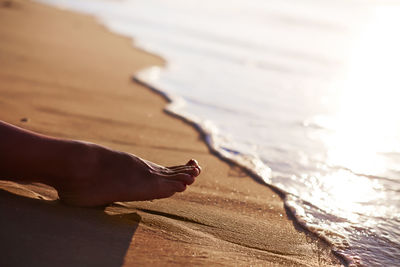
[{"left": 0, "top": 120, "right": 201, "bottom": 207}]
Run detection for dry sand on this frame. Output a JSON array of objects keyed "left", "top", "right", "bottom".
[{"left": 0, "top": 0, "right": 343, "bottom": 266}]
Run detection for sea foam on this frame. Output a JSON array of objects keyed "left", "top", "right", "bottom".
[{"left": 37, "top": 0, "right": 400, "bottom": 265}]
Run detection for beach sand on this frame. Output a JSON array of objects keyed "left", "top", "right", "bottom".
[{"left": 0, "top": 1, "right": 342, "bottom": 266}]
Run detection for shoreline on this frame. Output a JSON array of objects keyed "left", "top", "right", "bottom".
[
  {"left": 134, "top": 70, "right": 349, "bottom": 266},
  {"left": 0, "top": 0, "right": 343, "bottom": 266}
]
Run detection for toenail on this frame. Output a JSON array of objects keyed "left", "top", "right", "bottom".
[{"left": 189, "top": 159, "right": 198, "bottom": 166}]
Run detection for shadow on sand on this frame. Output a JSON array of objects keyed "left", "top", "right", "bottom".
[{"left": 0, "top": 189, "right": 140, "bottom": 267}]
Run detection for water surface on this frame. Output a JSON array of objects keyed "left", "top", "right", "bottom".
[{"left": 38, "top": 0, "right": 400, "bottom": 265}]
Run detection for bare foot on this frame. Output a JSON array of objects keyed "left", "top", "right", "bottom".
[
  {"left": 54, "top": 143, "right": 201, "bottom": 207},
  {"left": 0, "top": 121, "right": 200, "bottom": 207}
]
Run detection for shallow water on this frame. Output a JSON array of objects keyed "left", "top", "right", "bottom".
[{"left": 38, "top": 0, "right": 400, "bottom": 265}]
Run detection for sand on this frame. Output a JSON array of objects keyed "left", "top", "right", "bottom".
[{"left": 0, "top": 0, "right": 342, "bottom": 266}]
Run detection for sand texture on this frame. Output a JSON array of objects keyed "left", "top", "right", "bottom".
[{"left": 0, "top": 1, "right": 342, "bottom": 266}]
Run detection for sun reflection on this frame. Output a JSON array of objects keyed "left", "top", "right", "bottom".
[
  {"left": 320, "top": 170, "right": 382, "bottom": 220},
  {"left": 302, "top": 6, "right": 400, "bottom": 221},
  {"left": 316, "top": 6, "right": 400, "bottom": 177}
]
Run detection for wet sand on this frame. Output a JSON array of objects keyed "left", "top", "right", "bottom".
[{"left": 0, "top": 0, "right": 342, "bottom": 266}]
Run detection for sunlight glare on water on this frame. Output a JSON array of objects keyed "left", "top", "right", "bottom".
[
  {"left": 291, "top": 4, "right": 400, "bottom": 203},
  {"left": 329, "top": 6, "right": 400, "bottom": 173},
  {"left": 288, "top": 6, "right": 400, "bottom": 265},
  {"left": 311, "top": 5, "right": 400, "bottom": 183}
]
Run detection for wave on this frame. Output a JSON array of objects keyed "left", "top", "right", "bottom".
[{"left": 134, "top": 66, "right": 352, "bottom": 266}]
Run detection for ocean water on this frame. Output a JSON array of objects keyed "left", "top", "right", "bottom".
[{"left": 37, "top": 0, "right": 400, "bottom": 266}]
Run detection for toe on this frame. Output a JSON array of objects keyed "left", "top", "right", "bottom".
[
  {"left": 182, "top": 166, "right": 200, "bottom": 177},
  {"left": 162, "top": 166, "right": 200, "bottom": 177},
  {"left": 167, "top": 160, "right": 201, "bottom": 174},
  {"left": 176, "top": 173, "right": 196, "bottom": 185},
  {"left": 161, "top": 179, "right": 187, "bottom": 195},
  {"left": 186, "top": 159, "right": 198, "bottom": 166},
  {"left": 188, "top": 166, "right": 200, "bottom": 177},
  {"left": 163, "top": 172, "right": 195, "bottom": 185},
  {"left": 187, "top": 159, "right": 201, "bottom": 174},
  {"left": 173, "top": 181, "right": 187, "bottom": 192}
]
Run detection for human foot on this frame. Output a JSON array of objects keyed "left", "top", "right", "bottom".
[
  {"left": 0, "top": 121, "right": 201, "bottom": 207},
  {"left": 54, "top": 143, "right": 201, "bottom": 207}
]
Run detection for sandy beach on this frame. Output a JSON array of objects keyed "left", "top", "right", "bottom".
[{"left": 0, "top": 1, "right": 342, "bottom": 266}]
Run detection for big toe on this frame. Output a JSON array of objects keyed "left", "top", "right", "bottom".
[
  {"left": 155, "top": 179, "right": 187, "bottom": 199},
  {"left": 166, "top": 172, "right": 195, "bottom": 185},
  {"left": 164, "top": 179, "right": 187, "bottom": 193}
]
